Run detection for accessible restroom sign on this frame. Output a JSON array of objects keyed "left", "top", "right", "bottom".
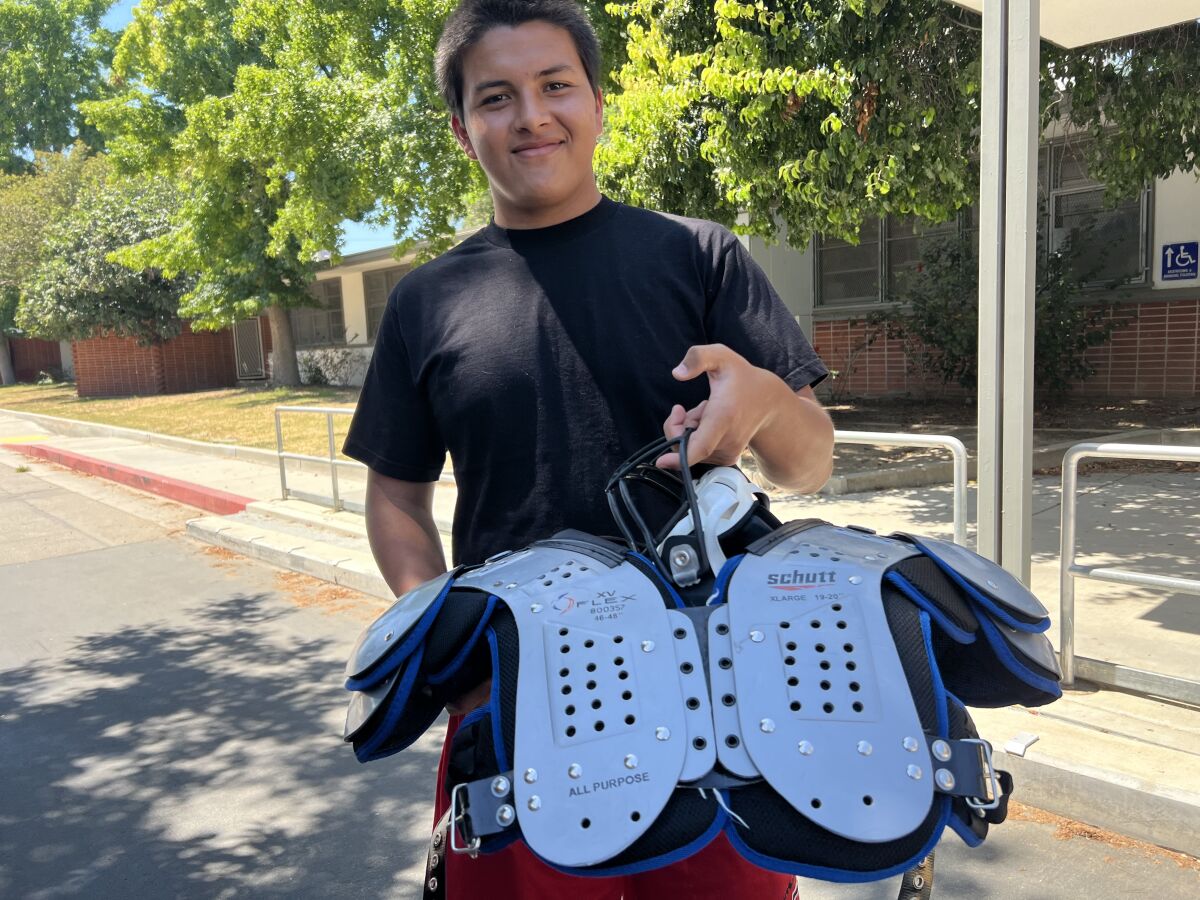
[{"left": 1161, "top": 242, "right": 1198, "bottom": 281}]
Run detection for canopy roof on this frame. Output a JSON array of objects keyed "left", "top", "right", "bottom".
[{"left": 949, "top": 0, "right": 1200, "bottom": 48}]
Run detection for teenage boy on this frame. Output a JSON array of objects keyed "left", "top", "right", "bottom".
[{"left": 343, "top": 1, "right": 834, "bottom": 896}]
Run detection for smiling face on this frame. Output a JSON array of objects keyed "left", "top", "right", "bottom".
[{"left": 451, "top": 20, "right": 604, "bottom": 229}]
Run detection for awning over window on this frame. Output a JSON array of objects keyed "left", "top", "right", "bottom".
[{"left": 949, "top": 0, "right": 1199, "bottom": 49}]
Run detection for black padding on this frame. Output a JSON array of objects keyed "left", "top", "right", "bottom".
[
  {"left": 890, "top": 557, "right": 980, "bottom": 634},
  {"left": 422, "top": 592, "right": 492, "bottom": 675},
  {"left": 882, "top": 587, "right": 941, "bottom": 735},
  {"left": 583, "top": 789, "right": 721, "bottom": 872},
  {"left": 930, "top": 630, "right": 1058, "bottom": 708},
  {"left": 728, "top": 781, "right": 944, "bottom": 873}
]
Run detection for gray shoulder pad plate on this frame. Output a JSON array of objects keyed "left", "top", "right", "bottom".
[
  {"left": 729, "top": 525, "right": 933, "bottom": 843},
  {"left": 344, "top": 668, "right": 400, "bottom": 740},
  {"left": 707, "top": 604, "right": 759, "bottom": 779},
  {"left": 900, "top": 534, "right": 1049, "bottom": 622},
  {"left": 667, "top": 610, "right": 717, "bottom": 782},
  {"left": 457, "top": 548, "right": 687, "bottom": 868},
  {"left": 345, "top": 571, "right": 455, "bottom": 679}
]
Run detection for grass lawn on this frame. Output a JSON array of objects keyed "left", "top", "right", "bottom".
[{"left": 0, "top": 382, "right": 361, "bottom": 457}]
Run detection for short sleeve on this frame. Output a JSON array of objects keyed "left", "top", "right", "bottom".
[
  {"left": 342, "top": 296, "right": 447, "bottom": 481},
  {"left": 703, "top": 234, "right": 828, "bottom": 391}
]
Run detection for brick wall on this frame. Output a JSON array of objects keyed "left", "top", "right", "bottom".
[
  {"left": 813, "top": 298, "right": 1199, "bottom": 399},
  {"left": 8, "top": 338, "right": 62, "bottom": 382},
  {"left": 73, "top": 324, "right": 238, "bottom": 398}
]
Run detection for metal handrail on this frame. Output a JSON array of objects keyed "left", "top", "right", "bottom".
[
  {"left": 1059, "top": 441, "right": 1200, "bottom": 705},
  {"left": 274, "top": 406, "right": 362, "bottom": 510},
  {"left": 833, "top": 430, "right": 970, "bottom": 547}
]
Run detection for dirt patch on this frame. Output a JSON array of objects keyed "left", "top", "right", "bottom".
[
  {"left": 1035, "top": 460, "right": 1200, "bottom": 477},
  {"left": 1008, "top": 801, "right": 1200, "bottom": 870},
  {"left": 274, "top": 570, "right": 384, "bottom": 622}
]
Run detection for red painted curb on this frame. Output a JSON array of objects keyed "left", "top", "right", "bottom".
[{"left": 6, "top": 443, "right": 254, "bottom": 515}]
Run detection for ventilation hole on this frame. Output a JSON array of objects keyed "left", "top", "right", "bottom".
[
  {"left": 561, "top": 685, "right": 572, "bottom": 695},
  {"left": 810, "top": 620, "right": 821, "bottom": 628},
  {"left": 566, "top": 726, "right": 576, "bottom": 737},
  {"left": 584, "top": 639, "right": 595, "bottom": 649},
  {"left": 581, "top": 818, "right": 591, "bottom": 829},
  {"left": 850, "top": 681, "right": 861, "bottom": 692},
  {"left": 674, "top": 628, "right": 687, "bottom": 639},
  {"left": 780, "top": 621, "right": 791, "bottom": 629},
  {"left": 614, "top": 635, "right": 624, "bottom": 644},
  {"left": 716, "top": 623, "right": 729, "bottom": 635},
  {"left": 594, "top": 721, "right": 605, "bottom": 732},
  {"left": 725, "top": 735, "right": 741, "bottom": 748},
  {"left": 719, "top": 657, "right": 732, "bottom": 669},
  {"left": 614, "top": 656, "right": 625, "bottom": 666},
  {"left": 631, "top": 811, "right": 641, "bottom": 822},
  {"left": 693, "top": 737, "right": 707, "bottom": 750},
  {"left": 586, "top": 662, "right": 597, "bottom": 673},
  {"left": 819, "top": 660, "right": 831, "bottom": 671},
  {"left": 560, "top": 645, "right": 570, "bottom": 654},
  {"left": 820, "top": 680, "right": 831, "bottom": 691},
  {"left": 787, "top": 676, "right": 799, "bottom": 687},
  {"left": 559, "top": 628, "right": 569, "bottom": 636},
  {"left": 680, "top": 662, "right": 694, "bottom": 674},
  {"left": 831, "top": 557, "right": 840, "bottom": 562},
  {"left": 625, "top": 714, "right": 636, "bottom": 725},
  {"left": 790, "top": 701, "right": 802, "bottom": 711},
  {"left": 592, "top": 699, "right": 602, "bottom": 710},
  {"left": 579, "top": 566, "right": 589, "bottom": 571},
  {"left": 621, "top": 690, "right": 632, "bottom": 701},
  {"left": 562, "top": 572, "right": 571, "bottom": 578},
  {"left": 686, "top": 697, "right": 700, "bottom": 710},
  {"left": 823, "top": 702, "right": 835, "bottom": 713},
  {"left": 565, "top": 704, "right": 575, "bottom": 715},
  {"left": 853, "top": 701, "right": 864, "bottom": 713},
  {"left": 836, "top": 621, "right": 848, "bottom": 630},
  {"left": 832, "top": 604, "right": 843, "bottom": 612},
  {"left": 844, "top": 643, "right": 855, "bottom": 653},
  {"left": 846, "top": 661, "right": 858, "bottom": 671},
  {"left": 543, "top": 581, "right": 553, "bottom": 586},
  {"left": 809, "top": 552, "right": 819, "bottom": 558},
  {"left": 815, "top": 643, "right": 826, "bottom": 653},
  {"left": 786, "top": 641, "right": 797, "bottom": 651},
  {"left": 784, "top": 656, "right": 796, "bottom": 666},
  {"left": 618, "top": 670, "right": 629, "bottom": 680},
  {"left": 586, "top": 680, "right": 597, "bottom": 690},
  {"left": 559, "top": 667, "right": 569, "bottom": 678},
  {"left": 863, "top": 795, "right": 874, "bottom": 806},
  {"left": 722, "top": 693, "right": 736, "bottom": 706},
  {"left": 811, "top": 798, "right": 822, "bottom": 809}
]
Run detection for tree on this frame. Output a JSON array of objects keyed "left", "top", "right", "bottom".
[
  {"left": 0, "top": 146, "right": 95, "bottom": 384},
  {"left": 18, "top": 158, "right": 190, "bottom": 345},
  {"left": 0, "top": 0, "right": 115, "bottom": 174}
]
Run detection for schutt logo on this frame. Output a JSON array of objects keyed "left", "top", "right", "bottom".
[{"left": 766, "top": 570, "right": 837, "bottom": 588}]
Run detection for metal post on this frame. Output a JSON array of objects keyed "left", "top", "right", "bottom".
[
  {"left": 1058, "top": 446, "right": 1080, "bottom": 686},
  {"left": 327, "top": 412, "right": 341, "bottom": 511},
  {"left": 975, "top": 0, "right": 1007, "bottom": 566},
  {"left": 274, "top": 409, "right": 289, "bottom": 500},
  {"left": 1000, "top": 0, "right": 1039, "bottom": 585}
]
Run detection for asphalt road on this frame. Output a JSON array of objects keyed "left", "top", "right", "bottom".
[{"left": 2, "top": 455, "right": 1197, "bottom": 899}]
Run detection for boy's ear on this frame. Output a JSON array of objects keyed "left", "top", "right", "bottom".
[
  {"left": 451, "top": 115, "right": 478, "bottom": 160},
  {"left": 594, "top": 88, "right": 604, "bottom": 133}
]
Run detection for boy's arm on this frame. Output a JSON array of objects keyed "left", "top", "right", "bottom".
[{"left": 657, "top": 343, "right": 834, "bottom": 493}]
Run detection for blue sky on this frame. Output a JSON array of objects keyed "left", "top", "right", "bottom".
[{"left": 100, "top": 0, "right": 398, "bottom": 255}]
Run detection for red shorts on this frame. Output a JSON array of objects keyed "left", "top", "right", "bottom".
[{"left": 434, "top": 716, "right": 798, "bottom": 900}]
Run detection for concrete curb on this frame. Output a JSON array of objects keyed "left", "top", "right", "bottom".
[
  {"left": 7, "top": 443, "right": 254, "bottom": 515},
  {"left": 994, "top": 749, "right": 1200, "bottom": 857}
]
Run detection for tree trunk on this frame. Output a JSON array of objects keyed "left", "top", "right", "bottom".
[
  {"left": 266, "top": 305, "right": 300, "bottom": 386},
  {"left": 0, "top": 333, "right": 15, "bottom": 386}
]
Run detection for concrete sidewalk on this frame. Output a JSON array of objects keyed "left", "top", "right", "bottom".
[{"left": 2, "top": 408, "right": 1198, "bottom": 858}]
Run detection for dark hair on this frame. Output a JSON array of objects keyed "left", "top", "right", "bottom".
[{"left": 435, "top": 0, "right": 601, "bottom": 119}]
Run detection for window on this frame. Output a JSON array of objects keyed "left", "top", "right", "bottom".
[
  {"left": 814, "top": 140, "right": 1150, "bottom": 307},
  {"left": 364, "top": 265, "right": 411, "bottom": 342},
  {"left": 292, "top": 278, "right": 345, "bottom": 348},
  {"left": 816, "top": 214, "right": 968, "bottom": 307},
  {"left": 1046, "top": 141, "right": 1148, "bottom": 286}
]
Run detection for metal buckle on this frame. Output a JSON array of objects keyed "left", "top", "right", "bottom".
[
  {"left": 962, "top": 738, "right": 1002, "bottom": 811},
  {"left": 449, "top": 783, "right": 481, "bottom": 857}
]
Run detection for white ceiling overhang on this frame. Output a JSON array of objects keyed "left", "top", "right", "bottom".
[{"left": 948, "top": 0, "right": 1200, "bottom": 48}]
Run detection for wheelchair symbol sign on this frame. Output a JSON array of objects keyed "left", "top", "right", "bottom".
[{"left": 1162, "top": 242, "right": 1198, "bottom": 281}]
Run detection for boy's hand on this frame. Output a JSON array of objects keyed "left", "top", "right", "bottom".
[{"left": 656, "top": 344, "right": 785, "bottom": 470}]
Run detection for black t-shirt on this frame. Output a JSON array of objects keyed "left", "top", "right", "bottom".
[{"left": 343, "top": 197, "right": 827, "bottom": 566}]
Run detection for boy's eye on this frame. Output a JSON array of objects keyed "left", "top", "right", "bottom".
[
  {"left": 481, "top": 93, "right": 509, "bottom": 106},
  {"left": 546, "top": 82, "right": 568, "bottom": 91}
]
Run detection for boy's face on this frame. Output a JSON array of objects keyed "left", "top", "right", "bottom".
[{"left": 452, "top": 20, "right": 604, "bottom": 228}]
